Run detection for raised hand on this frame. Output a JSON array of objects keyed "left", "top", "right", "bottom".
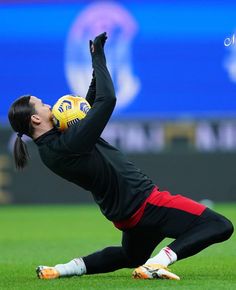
[{"left": 89, "top": 32, "right": 107, "bottom": 57}]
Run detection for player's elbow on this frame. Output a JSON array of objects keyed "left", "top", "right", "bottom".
[
  {"left": 110, "top": 94, "right": 116, "bottom": 105},
  {"left": 96, "top": 92, "right": 116, "bottom": 108},
  {"left": 105, "top": 98, "right": 116, "bottom": 113},
  {"left": 105, "top": 83, "right": 116, "bottom": 103},
  {"left": 105, "top": 93, "right": 116, "bottom": 107}
]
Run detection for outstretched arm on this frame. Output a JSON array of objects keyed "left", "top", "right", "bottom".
[
  {"left": 85, "top": 70, "right": 96, "bottom": 106},
  {"left": 85, "top": 33, "right": 108, "bottom": 106},
  {"left": 62, "top": 33, "right": 116, "bottom": 153}
]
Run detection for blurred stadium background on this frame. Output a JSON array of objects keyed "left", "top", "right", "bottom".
[{"left": 1, "top": 0, "right": 236, "bottom": 205}]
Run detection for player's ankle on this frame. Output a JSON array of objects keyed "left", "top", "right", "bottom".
[
  {"left": 55, "top": 258, "right": 86, "bottom": 277},
  {"left": 145, "top": 247, "right": 177, "bottom": 267}
]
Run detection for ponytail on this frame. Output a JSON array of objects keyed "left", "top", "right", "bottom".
[
  {"left": 8, "top": 95, "right": 35, "bottom": 170},
  {"left": 13, "top": 135, "right": 29, "bottom": 170}
]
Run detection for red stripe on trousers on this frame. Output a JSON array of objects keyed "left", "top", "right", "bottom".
[{"left": 113, "top": 187, "right": 206, "bottom": 230}]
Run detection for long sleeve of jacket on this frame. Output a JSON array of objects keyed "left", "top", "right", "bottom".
[
  {"left": 62, "top": 52, "right": 116, "bottom": 153},
  {"left": 85, "top": 71, "right": 96, "bottom": 106}
]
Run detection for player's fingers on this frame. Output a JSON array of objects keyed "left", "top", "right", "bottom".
[
  {"left": 94, "top": 32, "right": 106, "bottom": 40},
  {"left": 94, "top": 32, "right": 107, "bottom": 44},
  {"left": 89, "top": 40, "right": 94, "bottom": 53},
  {"left": 101, "top": 32, "right": 107, "bottom": 47}
]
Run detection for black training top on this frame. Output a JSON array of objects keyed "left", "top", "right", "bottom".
[{"left": 35, "top": 40, "right": 155, "bottom": 222}]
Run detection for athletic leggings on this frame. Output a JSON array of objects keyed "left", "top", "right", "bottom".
[{"left": 83, "top": 190, "right": 233, "bottom": 274}]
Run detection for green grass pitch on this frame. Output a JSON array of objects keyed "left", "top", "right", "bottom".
[{"left": 0, "top": 204, "right": 235, "bottom": 290}]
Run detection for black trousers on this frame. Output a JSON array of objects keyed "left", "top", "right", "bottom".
[{"left": 83, "top": 206, "right": 233, "bottom": 274}]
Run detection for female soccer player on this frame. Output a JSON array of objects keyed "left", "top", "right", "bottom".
[{"left": 8, "top": 33, "right": 233, "bottom": 281}]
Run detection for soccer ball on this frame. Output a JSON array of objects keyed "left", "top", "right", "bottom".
[{"left": 52, "top": 95, "right": 91, "bottom": 131}]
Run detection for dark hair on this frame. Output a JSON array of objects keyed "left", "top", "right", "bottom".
[{"left": 8, "top": 95, "right": 36, "bottom": 170}]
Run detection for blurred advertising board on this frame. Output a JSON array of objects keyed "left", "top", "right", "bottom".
[{"left": 1, "top": 120, "right": 236, "bottom": 204}]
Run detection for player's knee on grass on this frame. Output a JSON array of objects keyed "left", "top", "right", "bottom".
[
  {"left": 216, "top": 215, "right": 234, "bottom": 241},
  {"left": 210, "top": 212, "right": 234, "bottom": 242}
]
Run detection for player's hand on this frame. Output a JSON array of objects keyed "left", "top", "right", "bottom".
[{"left": 89, "top": 32, "right": 107, "bottom": 57}]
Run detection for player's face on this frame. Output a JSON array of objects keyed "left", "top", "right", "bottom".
[{"left": 30, "top": 96, "right": 52, "bottom": 122}]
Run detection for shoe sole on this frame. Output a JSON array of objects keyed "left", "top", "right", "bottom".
[
  {"left": 157, "top": 269, "right": 180, "bottom": 280},
  {"left": 132, "top": 266, "right": 180, "bottom": 280}
]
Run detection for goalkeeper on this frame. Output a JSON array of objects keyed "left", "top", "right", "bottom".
[{"left": 8, "top": 33, "right": 233, "bottom": 281}]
